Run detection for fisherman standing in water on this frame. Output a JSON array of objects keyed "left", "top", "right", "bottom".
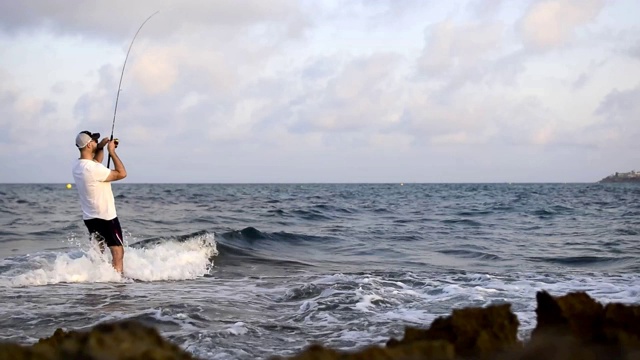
[{"left": 72, "top": 131, "right": 127, "bottom": 274}]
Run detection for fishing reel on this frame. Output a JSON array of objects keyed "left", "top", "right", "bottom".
[{"left": 113, "top": 138, "right": 119, "bottom": 148}]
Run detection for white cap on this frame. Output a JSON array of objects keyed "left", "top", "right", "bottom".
[{"left": 75, "top": 131, "right": 100, "bottom": 148}]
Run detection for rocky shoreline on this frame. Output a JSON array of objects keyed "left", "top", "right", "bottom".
[
  {"left": 1, "top": 290, "right": 639, "bottom": 359},
  {"left": 599, "top": 170, "right": 640, "bottom": 183}
]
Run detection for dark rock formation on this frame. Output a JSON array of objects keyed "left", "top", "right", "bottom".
[
  {"left": 270, "top": 341, "right": 455, "bottom": 360},
  {"left": 384, "top": 303, "right": 521, "bottom": 359},
  {"left": 520, "top": 290, "right": 640, "bottom": 359},
  {"left": 1, "top": 290, "right": 639, "bottom": 360},
  {"left": 0, "top": 320, "right": 195, "bottom": 360}
]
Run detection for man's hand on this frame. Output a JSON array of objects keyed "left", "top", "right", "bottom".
[
  {"left": 107, "top": 138, "right": 118, "bottom": 153},
  {"left": 105, "top": 138, "right": 127, "bottom": 182}
]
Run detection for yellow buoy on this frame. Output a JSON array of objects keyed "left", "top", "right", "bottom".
[{"left": 66, "top": 183, "right": 72, "bottom": 189}]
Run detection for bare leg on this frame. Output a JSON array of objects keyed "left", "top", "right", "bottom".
[{"left": 109, "top": 246, "right": 124, "bottom": 274}]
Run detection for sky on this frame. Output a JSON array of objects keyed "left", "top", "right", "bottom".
[{"left": 0, "top": 0, "right": 638, "bottom": 183}]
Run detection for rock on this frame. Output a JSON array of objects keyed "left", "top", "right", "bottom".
[
  {"left": 525, "top": 290, "right": 640, "bottom": 360},
  {"left": 387, "top": 303, "right": 521, "bottom": 359},
  {"left": 603, "top": 303, "right": 640, "bottom": 349},
  {"left": 516, "top": 334, "right": 600, "bottom": 360},
  {"left": 531, "top": 290, "right": 605, "bottom": 342},
  {"left": 0, "top": 320, "right": 196, "bottom": 360},
  {"left": 269, "top": 341, "right": 455, "bottom": 360}
]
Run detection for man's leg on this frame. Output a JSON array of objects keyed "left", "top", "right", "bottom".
[
  {"left": 85, "top": 220, "right": 106, "bottom": 253},
  {"left": 105, "top": 217, "right": 125, "bottom": 275},
  {"left": 87, "top": 217, "right": 126, "bottom": 275},
  {"left": 109, "top": 246, "right": 124, "bottom": 274},
  {"left": 91, "top": 233, "right": 106, "bottom": 253}
]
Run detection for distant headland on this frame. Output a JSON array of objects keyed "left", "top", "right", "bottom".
[{"left": 599, "top": 170, "right": 640, "bottom": 183}]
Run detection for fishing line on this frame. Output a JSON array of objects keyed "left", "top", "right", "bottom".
[{"left": 107, "top": 11, "right": 159, "bottom": 168}]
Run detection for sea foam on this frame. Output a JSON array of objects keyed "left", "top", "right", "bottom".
[{"left": 0, "top": 233, "right": 217, "bottom": 287}]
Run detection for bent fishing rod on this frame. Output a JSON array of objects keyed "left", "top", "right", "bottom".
[{"left": 107, "top": 11, "right": 159, "bottom": 168}]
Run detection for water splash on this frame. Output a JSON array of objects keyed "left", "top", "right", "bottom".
[
  {"left": 125, "top": 233, "right": 217, "bottom": 281},
  {"left": 0, "top": 232, "right": 218, "bottom": 287}
]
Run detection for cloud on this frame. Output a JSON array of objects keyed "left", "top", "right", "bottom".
[
  {"left": 285, "top": 53, "right": 404, "bottom": 134},
  {"left": 1, "top": 1, "right": 313, "bottom": 153},
  {"left": 0, "top": 1, "right": 309, "bottom": 39},
  {"left": 416, "top": 20, "right": 505, "bottom": 77},
  {"left": 309, "top": 0, "right": 426, "bottom": 29},
  {"left": 519, "top": 0, "right": 605, "bottom": 50},
  {"left": 73, "top": 65, "right": 119, "bottom": 130},
  {"left": 397, "top": 88, "right": 561, "bottom": 148},
  {"left": 0, "top": 72, "right": 58, "bottom": 153},
  {"left": 0, "top": 1, "right": 638, "bottom": 183},
  {"left": 592, "top": 84, "right": 640, "bottom": 147},
  {"left": 301, "top": 56, "right": 338, "bottom": 81},
  {"left": 467, "top": 0, "right": 504, "bottom": 19},
  {"left": 409, "top": 17, "right": 532, "bottom": 139},
  {"left": 571, "top": 59, "right": 607, "bottom": 90},
  {"left": 629, "top": 41, "right": 640, "bottom": 60},
  {"left": 130, "top": 47, "right": 179, "bottom": 95}
]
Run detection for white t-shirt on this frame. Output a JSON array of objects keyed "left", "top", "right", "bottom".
[{"left": 72, "top": 159, "right": 117, "bottom": 220}]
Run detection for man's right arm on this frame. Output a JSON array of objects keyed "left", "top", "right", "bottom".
[{"left": 104, "top": 144, "right": 127, "bottom": 182}]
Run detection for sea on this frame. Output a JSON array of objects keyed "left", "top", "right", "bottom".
[{"left": 0, "top": 183, "right": 638, "bottom": 359}]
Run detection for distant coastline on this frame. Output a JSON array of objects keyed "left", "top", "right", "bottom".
[{"left": 599, "top": 170, "right": 640, "bottom": 183}]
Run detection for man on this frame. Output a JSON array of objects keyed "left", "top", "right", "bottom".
[{"left": 72, "top": 131, "right": 127, "bottom": 274}]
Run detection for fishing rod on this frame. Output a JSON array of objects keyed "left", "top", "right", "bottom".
[{"left": 107, "top": 11, "right": 159, "bottom": 168}]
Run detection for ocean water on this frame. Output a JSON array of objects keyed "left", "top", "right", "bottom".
[{"left": 0, "top": 183, "right": 639, "bottom": 359}]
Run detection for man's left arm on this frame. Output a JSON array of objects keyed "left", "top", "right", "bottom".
[{"left": 93, "top": 137, "right": 110, "bottom": 163}]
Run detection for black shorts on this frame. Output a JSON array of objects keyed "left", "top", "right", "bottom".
[{"left": 84, "top": 217, "right": 124, "bottom": 247}]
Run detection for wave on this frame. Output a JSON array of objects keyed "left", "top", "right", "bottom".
[
  {"left": 615, "top": 228, "right": 638, "bottom": 236},
  {"left": 214, "top": 242, "right": 314, "bottom": 268},
  {"left": 212, "top": 227, "right": 319, "bottom": 268},
  {"left": 264, "top": 208, "right": 333, "bottom": 221},
  {"left": 0, "top": 208, "right": 19, "bottom": 215},
  {"left": 527, "top": 255, "right": 634, "bottom": 267},
  {"left": 127, "top": 227, "right": 328, "bottom": 270},
  {"left": 441, "top": 219, "right": 482, "bottom": 227},
  {"left": 216, "top": 227, "right": 335, "bottom": 245},
  {"left": 129, "top": 230, "right": 211, "bottom": 249},
  {"left": 531, "top": 205, "right": 574, "bottom": 218},
  {"left": 455, "top": 210, "right": 493, "bottom": 216},
  {"left": 290, "top": 209, "right": 333, "bottom": 221},
  {"left": 0, "top": 231, "right": 217, "bottom": 287},
  {"left": 264, "top": 204, "right": 355, "bottom": 221},
  {"left": 437, "top": 249, "right": 503, "bottom": 261},
  {"left": 313, "top": 204, "right": 356, "bottom": 214},
  {"left": 0, "top": 230, "right": 19, "bottom": 238}
]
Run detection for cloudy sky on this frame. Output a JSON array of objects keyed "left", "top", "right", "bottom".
[{"left": 0, "top": 0, "right": 638, "bottom": 183}]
